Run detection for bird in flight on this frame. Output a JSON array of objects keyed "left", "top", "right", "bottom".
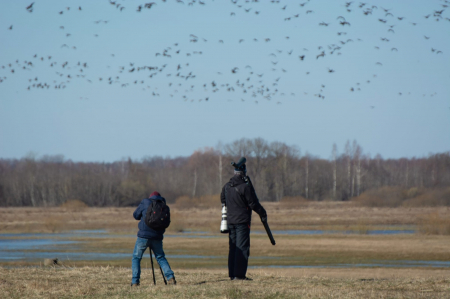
[
  {"left": 26, "top": 2, "right": 34, "bottom": 12},
  {"left": 144, "top": 2, "right": 157, "bottom": 9},
  {"left": 316, "top": 52, "right": 325, "bottom": 59}
]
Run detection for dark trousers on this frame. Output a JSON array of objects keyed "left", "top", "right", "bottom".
[{"left": 228, "top": 223, "right": 250, "bottom": 278}]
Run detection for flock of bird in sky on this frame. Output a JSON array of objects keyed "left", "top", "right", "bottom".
[{"left": 1, "top": 0, "right": 449, "bottom": 104}]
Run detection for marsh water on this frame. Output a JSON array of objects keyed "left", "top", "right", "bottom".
[{"left": 1, "top": 228, "right": 448, "bottom": 268}]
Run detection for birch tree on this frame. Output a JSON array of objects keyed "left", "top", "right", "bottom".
[
  {"left": 332, "top": 143, "right": 337, "bottom": 200},
  {"left": 344, "top": 141, "right": 351, "bottom": 199}
]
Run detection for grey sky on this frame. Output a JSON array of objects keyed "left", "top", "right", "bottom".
[{"left": 1, "top": 0, "right": 449, "bottom": 162}]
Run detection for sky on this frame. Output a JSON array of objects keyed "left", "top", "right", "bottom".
[{"left": 0, "top": 0, "right": 449, "bottom": 162}]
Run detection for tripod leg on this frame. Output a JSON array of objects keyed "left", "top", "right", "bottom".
[
  {"left": 151, "top": 246, "right": 167, "bottom": 285},
  {"left": 149, "top": 249, "right": 156, "bottom": 285},
  {"left": 159, "top": 264, "right": 167, "bottom": 285}
]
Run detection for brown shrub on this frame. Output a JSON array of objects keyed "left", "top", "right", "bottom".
[
  {"left": 354, "top": 218, "right": 371, "bottom": 234},
  {"left": 279, "top": 196, "right": 309, "bottom": 208},
  {"left": 175, "top": 194, "right": 220, "bottom": 209},
  {"left": 355, "top": 187, "right": 450, "bottom": 208},
  {"left": 60, "top": 199, "right": 88, "bottom": 211},
  {"left": 280, "top": 196, "right": 308, "bottom": 203},
  {"left": 353, "top": 186, "right": 404, "bottom": 207},
  {"left": 401, "top": 187, "right": 421, "bottom": 199},
  {"left": 403, "top": 188, "right": 450, "bottom": 207},
  {"left": 43, "top": 214, "right": 65, "bottom": 232},
  {"left": 418, "top": 213, "right": 450, "bottom": 235}
]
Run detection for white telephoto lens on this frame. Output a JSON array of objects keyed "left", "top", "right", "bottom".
[{"left": 220, "top": 205, "right": 229, "bottom": 233}]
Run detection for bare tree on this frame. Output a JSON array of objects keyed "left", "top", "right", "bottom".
[
  {"left": 332, "top": 143, "right": 337, "bottom": 200},
  {"left": 1, "top": 139, "right": 449, "bottom": 207},
  {"left": 304, "top": 154, "right": 309, "bottom": 199},
  {"left": 354, "top": 144, "right": 362, "bottom": 197},
  {"left": 216, "top": 142, "right": 224, "bottom": 189},
  {"left": 224, "top": 138, "right": 253, "bottom": 158},
  {"left": 344, "top": 141, "right": 351, "bottom": 199}
]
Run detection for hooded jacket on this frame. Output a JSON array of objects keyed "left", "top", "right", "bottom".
[
  {"left": 220, "top": 175, "right": 267, "bottom": 225},
  {"left": 133, "top": 195, "right": 166, "bottom": 240}
]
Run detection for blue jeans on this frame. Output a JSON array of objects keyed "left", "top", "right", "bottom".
[{"left": 131, "top": 237, "right": 174, "bottom": 284}]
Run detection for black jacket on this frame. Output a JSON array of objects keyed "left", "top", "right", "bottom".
[{"left": 220, "top": 175, "right": 267, "bottom": 225}]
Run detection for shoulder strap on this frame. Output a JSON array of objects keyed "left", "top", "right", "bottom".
[{"left": 224, "top": 183, "right": 231, "bottom": 205}]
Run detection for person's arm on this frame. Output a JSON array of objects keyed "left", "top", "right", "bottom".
[
  {"left": 220, "top": 184, "right": 227, "bottom": 206},
  {"left": 133, "top": 200, "right": 144, "bottom": 220},
  {"left": 244, "top": 184, "right": 267, "bottom": 218}
]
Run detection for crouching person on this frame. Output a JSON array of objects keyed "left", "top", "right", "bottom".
[{"left": 131, "top": 191, "right": 176, "bottom": 286}]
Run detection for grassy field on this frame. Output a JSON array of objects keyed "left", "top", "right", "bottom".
[
  {"left": 1, "top": 201, "right": 449, "bottom": 233},
  {"left": 1, "top": 202, "right": 450, "bottom": 297},
  {"left": 1, "top": 202, "right": 450, "bottom": 267},
  {"left": 1, "top": 267, "right": 450, "bottom": 298}
]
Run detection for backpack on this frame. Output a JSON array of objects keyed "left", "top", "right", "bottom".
[{"left": 144, "top": 199, "right": 171, "bottom": 230}]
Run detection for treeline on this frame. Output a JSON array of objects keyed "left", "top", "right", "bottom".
[{"left": 0, "top": 138, "right": 449, "bottom": 207}]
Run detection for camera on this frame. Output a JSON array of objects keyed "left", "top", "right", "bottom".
[{"left": 220, "top": 204, "right": 229, "bottom": 233}]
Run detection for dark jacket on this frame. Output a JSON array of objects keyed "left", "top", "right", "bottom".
[
  {"left": 133, "top": 195, "right": 166, "bottom": 240},
  {"left": 220, "top": 175, "right": 267, "bottom": 225}
]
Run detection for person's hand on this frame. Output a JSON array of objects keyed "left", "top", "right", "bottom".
[{"left": 260, "top": 214, "right": 267, "bottom": 222}]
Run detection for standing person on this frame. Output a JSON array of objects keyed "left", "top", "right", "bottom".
[
  {"left": 131, "top": 191, "right": 176, "bottom": 286},
  {"left": 220, "top": 158, "right": 267, "bottom": 281}
]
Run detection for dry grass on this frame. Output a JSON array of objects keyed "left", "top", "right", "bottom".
[
  {"left": 175, "top": 194, "right": 219, "bottom": 209},
  {"left": 167, "top": 210, "right": 188, "bottom": 233},
  {"left": 2, "top": 231, "right": 449, "bottom": 269},
  {"left": 0, "top": 207, "right": 137, "bottom": 233},
  {"left": 1, "top": 202, "right": 450, "bottom": 234},
  {"left": 60, "top": 199, "right": 89, "bottom": 212},
  {"left": 403, "top": 188, "right": 450, "bottom": 207},
  {"left": 42, "top": 215, "right": 65, "bottom": 233},
  {"left": 355, "top": 187, "right": 450, "bottom": 208},
  {"left": 277, "top": 196, "right": 309, "bottom": 209},
  {"left": 354, "top": 218, "right": 370, "bottom": 234},
  {"left": 2, "top": 203, "right": 450, "bottom": 269},
  {"left": 2, "top": 204, "right": 450, "bottom": 297},
  {"left": 418, "top": 213, "right": 450, "bottom": 235},
  {"left": 353, "top": 187, "right": 405, "bottom": 207},
  {"left": 1, "top": 267, "right": 449, "bottom": 299}
]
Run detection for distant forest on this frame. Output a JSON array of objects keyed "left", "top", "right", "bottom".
[{"left": 0, "top": 138, "right": 449, "bottom": 207}]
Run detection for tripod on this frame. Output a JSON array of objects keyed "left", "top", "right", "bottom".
[{"left": 149, "top": 248, "right": 167, "bottom": 285}]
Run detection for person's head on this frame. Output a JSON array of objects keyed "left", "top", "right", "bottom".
[
  {"left": 149, "top": 191, "right": 161, "bottom": 198},
  {"left": 234, "top": 163, "right": 247, "bottom": 176}
]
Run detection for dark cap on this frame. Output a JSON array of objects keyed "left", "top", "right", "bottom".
[{"left": 149, "top": 191, "right": 161, "bottom": 198}]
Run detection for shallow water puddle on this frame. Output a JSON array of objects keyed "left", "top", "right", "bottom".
[
  {"left": 0, "top": 239, "right": 78, "bottom": 250},
  {"left": 2, "top": 229, "right": 447, "bottom": 268},
  {"left": 0, "top": 249, "right": 221, "bottom": 261}
]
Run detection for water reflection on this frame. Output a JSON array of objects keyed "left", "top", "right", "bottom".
[
  {"left": 0, "top": 249, "right": 221, "bottom": 261},
  {"left": 2, "top": 228, "right": 445, "bottom": 269},
  {"left": 0, "top": 239, "right": 78, "bottom": 250}
]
